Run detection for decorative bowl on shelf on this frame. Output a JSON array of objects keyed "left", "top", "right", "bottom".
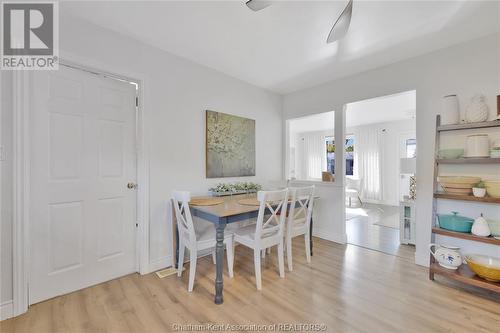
[
  {"left": 487, "top": 219, "right": 500, "bottom": 237},
  {"left": 464, "top": 254, "right": 500, "bottom": 282},
  {"left": 485, "top": 180, "right": 500, "bottom": 198},
  {"left": 437, "top": 149, "right": 464, "bottom": 159},
  {"left": 437, "top": 176, "right": 481, "bottom": 195},
  {"left": 437, "top": 212, "right": 473, "bottom": 233}
]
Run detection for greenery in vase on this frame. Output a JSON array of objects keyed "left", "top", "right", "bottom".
[
  {"left": 209, "top": 182, "right": 262, "bottom": 193},
  {"left": 209, "top": 183, "right": 235, "bottom": 193},
  {"left": 473, "top": 181, "right": 486, "bottom": 189}
]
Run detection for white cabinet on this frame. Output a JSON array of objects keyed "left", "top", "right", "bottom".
[{"left": 400, "top": 200, "right": 416, "bottom": 245}]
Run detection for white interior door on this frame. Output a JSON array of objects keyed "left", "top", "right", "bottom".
[{"left": 30, "top": 66, "right": 138, "bottom": 304}]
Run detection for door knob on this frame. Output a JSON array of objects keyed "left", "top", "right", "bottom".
[{"left": 127, "top": 182, "right": 138, "bottom": 189}]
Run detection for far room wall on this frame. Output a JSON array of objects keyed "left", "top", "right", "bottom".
[{"left": 291, "top": 119, "right": 415, "bottom": 206}]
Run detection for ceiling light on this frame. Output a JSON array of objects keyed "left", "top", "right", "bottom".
[
  {"left": 327, "top": 0, "right": 353, "bottom": 43},
  {"left": 246, "top": 0, "right": 272, "bottom": 12}
]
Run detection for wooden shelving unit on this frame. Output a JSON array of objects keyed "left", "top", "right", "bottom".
[
  {"left": 430, "top": 115, "right": 499, "bottom": 294},
  {"left": 432, "top": 227, "right": 500, "bottom": 245},
  {"left": 434, "top": 192, "right": 500, "bottom": 204},
  {"left": 430, "top": 263, "right": 500, "bottom": 293},
  {"left": 437, "top": 158, "right": 500, "bottom": 164}
]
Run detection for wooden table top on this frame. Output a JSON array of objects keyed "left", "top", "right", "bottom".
[
  {"left": 190, "top": 194, "right": 261, "bottom": 218},
  {"left": 190, "top": 193, "right": 320, "bottom": 218}
]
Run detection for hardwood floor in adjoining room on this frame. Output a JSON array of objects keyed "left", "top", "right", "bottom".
[{"left": 2, "top": 238, "right": 499, "bottom": 333}]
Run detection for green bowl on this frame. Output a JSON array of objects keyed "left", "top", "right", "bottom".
[
  {"left": 487, "top": 220, "right": 500, "bottom": 237},
  {"left": 438, "top": 149, "right": 464, "bottom": 159},
  {"left": 437, "top": 212, "right": 473, "bottom": 233}
]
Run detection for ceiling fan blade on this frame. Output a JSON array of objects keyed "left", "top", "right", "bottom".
[
  {"left": 246, "top": 0, "right": 272, "bottom": 12},
  {"left": 327, "top": 0, "right": 353, "bottom": 43}
]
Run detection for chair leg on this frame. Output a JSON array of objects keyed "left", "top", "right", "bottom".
[
  {"left": 253, "top": 249, "right": 262, "bottom": 290},
  {"left": 267, "top": 247, "right": 271, "bottom": 254},
  {"left": 177, "top": 241, "right": 185, "bottom": 277},
  {"left": 261, "top": 249, "right": 266, "bottom": 259},
  {"left": 212, "top": 250, "right": 216, "bottom": 265},
  {"left": 286, "top": 236, "right": 293, "bottom": 271},
  {"left": 226, "top": 238, "right": 234, "bottom": 278},
  {"left": 349, "top": 197, "right": 352, "bottom": 207},
  {"left": 358, "top": 195, "right": 363, "bottom": 206},
  {"left": 188, "top": 249, "right": 197, "bottom": 292},
  {"left": 305, "top": 232, "right": 311, "bottom": 263},
  {"left": 277, "top": 241, "right": 285, "bottom": 278}
]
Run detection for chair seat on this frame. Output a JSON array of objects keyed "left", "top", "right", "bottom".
[{"left": 346, "top": 188, "right": 358, "bottom": 195}]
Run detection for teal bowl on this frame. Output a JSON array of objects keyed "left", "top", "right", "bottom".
[
  {"left": 438, "top": 149, "right": 464, "bottom": 159},
  {"left": 437, "top": 212, "right": 473, "bottom": 233}
]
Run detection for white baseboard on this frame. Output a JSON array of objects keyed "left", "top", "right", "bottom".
[
  {"left": 0, "top": 300, "right": 13, "bottom": 321},
  {"left": 144, "top": 255, "right": 173, "bottom": 275},
  {"left": 313, "top": 228, "right": 347, "bottom": 244}
]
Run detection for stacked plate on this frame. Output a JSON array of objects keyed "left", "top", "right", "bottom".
[
  {"left": 437, "top": 176, "right": 481, "bottom": 195},
  {"left": 492, "top": 140, "right": 500, "bottom": 158}
]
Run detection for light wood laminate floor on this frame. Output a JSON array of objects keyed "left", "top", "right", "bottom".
[
  {"left": 347, "top": 204, "right": 415, "bottom": 260},
  {"left": 2, "top": 238, "right": 499, "bottom": 333}
]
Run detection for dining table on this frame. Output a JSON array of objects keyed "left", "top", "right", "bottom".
[{"left": 175, "top": 193, "right": 317, "bottom": 305}]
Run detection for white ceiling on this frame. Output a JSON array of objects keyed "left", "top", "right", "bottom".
[
  {"left": 62, "top": 1, "right": 500, "bottom": 94},
  {"left": 289, "top": 111, "right": 335, "bottom": 134},
  {"left": 346, "top": 90, "right": 416, "bottom": 127},
  {"left": 288, "top": 90, "right": 415, "bottom": 133}
]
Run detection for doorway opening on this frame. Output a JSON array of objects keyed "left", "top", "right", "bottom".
[{"left": 344, "top": 90, "right": 417, "bottom": 260}]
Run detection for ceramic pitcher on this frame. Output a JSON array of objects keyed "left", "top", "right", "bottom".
[{"left": 429, "top": 244, "right": 462, "bottom": 270}]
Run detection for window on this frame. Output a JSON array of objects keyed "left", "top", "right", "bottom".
[
  {"left": 325, "top": 135, "right": 354, "bottom": 176},
  {"left": 287, "top": 111, "right": 335, "bottom": 182},
  {"left": 406, "top": 138, "right": 416, "bottom": 158}
]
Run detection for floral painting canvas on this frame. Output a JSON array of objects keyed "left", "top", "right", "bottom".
[{"left": 206, "top": 110, "right": 256, "bottom": 178}]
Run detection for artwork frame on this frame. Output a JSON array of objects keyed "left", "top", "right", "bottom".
[{"left": 206, "top": 110, "right": 256, "bottom": 178}]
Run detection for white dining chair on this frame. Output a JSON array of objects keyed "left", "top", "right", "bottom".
[
  {"left": 346, "top": 177, "right": 363, "bottom": 207},
  {"left": 285, "top": 186, "right": 315, "bottom": 271},
  {"left": 231, "top": 189, "right": 289, "bottom": 290},
  {"left": 172, "top": 191, "right": 234, "bottom": 292}
]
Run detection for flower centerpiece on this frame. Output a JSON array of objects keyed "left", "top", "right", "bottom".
[{"left": 209, "top": 182, "right": 262, "bottom": 196}]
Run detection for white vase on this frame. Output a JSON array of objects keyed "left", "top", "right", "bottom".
[
  {"left": 466, "top": 94, "right": 489, "bottom": 123},
  {"left": 440, "top": 95, "right": 459, "bottom": 125},
  {"left": 471, "top": 214, "right": 491, "bottom": 237},
  {"left": 472, "top": 187, "right": 486, "bottom": 198}
]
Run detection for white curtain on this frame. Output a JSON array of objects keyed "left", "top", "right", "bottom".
[
  {"left": 354, "top": 128, "right": 382, "bottom": 201},
  {"left": 299, "top": 133, "right": 326, "bottom": 180}
]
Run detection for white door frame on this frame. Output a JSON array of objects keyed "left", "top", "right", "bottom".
[{"left": 12, "top": 59, "right": 150, "bottom": 317}]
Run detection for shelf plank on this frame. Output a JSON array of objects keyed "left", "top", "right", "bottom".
[
  {"left": 434, "top": 192, "right": 500, "bottom": 204},
  {"left": 432, "top": 227, "right": 500, "bottom": 245},
  {"left": 437, "top": 158, "right": 500, "bottom": 164},
  {"left": 430, "top": 263, "right": 500, "bottom": 293},
  {"left": 437, "top": 120, "right": 500, "bottom": 132}
]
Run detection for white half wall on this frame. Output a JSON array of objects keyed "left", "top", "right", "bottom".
[{"left": 283, "top": 33, "right": 500, "bottom": 267}]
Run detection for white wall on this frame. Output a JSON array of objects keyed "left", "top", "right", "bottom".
[
  {"left": 283, "top": 33, "right": 500, "bottom": 267},
  {"left": 0, "top": 13, "right": 283, "bottom": 311}
]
